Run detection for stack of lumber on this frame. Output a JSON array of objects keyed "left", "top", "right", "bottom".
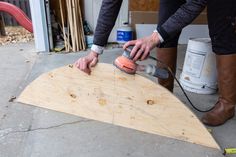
[{"left": 59, "top": 0, "right": 85, "bottom": 52}]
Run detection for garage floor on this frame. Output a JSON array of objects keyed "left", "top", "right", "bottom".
[{"left": 0, "top": 42, "right": 235, "bottom": 157}]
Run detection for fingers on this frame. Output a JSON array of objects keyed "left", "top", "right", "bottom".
[
  {"left": 141, "top": 46, "right": 151, "bottom": 60},
  {"left": 123, "top": 40, "right": 146, "bottom": 61},
  {"left": 132, "top": 44, "right": 151, "bottom": 61},
  {"left": 124, "top": 33, "right": 158, "bottom": 61},
  {"left": 74, "top": 52, "right": 99, "bottom": 75},
  {"left": 81, "top": 58, "right": 91, "bottom": 74},
  {"left": 89, "top": 57, "right": 98, "bottom": 68},
  {"left": 123, "top": 40, "right": 136, "bottom": 50},
  {"left": 74, "top": 59, "right": 80, "bottom": 68},
  {"left": 133, "top": 46, "right": 145, "bottom": 61},
  {"left": 74, "top": 59, "right": 83, "bottom": 70},
  {"left": 74, "top": 58, "right": 91, "bottom": 75}
]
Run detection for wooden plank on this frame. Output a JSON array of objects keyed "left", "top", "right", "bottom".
[
  {"left": 72, "top": 0, "right": 78, "bottom": 51},
  {"left": 74, "top": 0, "right": 80, "bottom": 50},
  {"left": 129, "top": 0, "right": 207, "bottom": 12},
  {"left": 67, "top": 0, "right": 76, "bottom": 51},
  {"left": 77, "top": 0, "right": 86, "bottom": 50},
  {"left": 130, "top": 11, "right": 208, "bottom": 28},
  {"left": 59, "top": 0, "right": 67, "bottom": 51},
  {"left": 17, "top": 63, "right": 220, "bottom": 150},
  {"left": 130, "top": 11, "right": 158, "bottom": 28},
  {"left": 129, "top": 0, "right": 159, "bottom": 11},
  {"left": 66, "top": 14, "right": 72, "bottom": 51}
]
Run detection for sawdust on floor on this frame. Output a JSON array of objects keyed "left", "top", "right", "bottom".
[{"left": 0, "top": 26, "right": 34, "bottom": 46}]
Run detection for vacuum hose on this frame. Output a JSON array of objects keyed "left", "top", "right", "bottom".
[{"left": 0, "top": 2, "right": 33, "bottom": 33}]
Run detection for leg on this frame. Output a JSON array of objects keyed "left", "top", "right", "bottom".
[
  {"left": 157, "top": 48, "right": 177, "bottom": 92},
  {"left": 201, "top": 0, "right": 236, "bottom": 126},
  {"left": 157, "top": 0, "right": 186, "bottom": 92}
]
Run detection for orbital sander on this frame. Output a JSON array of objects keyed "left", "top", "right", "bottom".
[{"left": 114, "top": 46, "right": 169, "bottom": 79}]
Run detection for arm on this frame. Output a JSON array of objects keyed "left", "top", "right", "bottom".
[
  {"left": 93, "top": 0, "right": 123, "bottom": 47},
  {"left": 124, "top": 0, "right": 207, "bottom": 61},
  {"left": 157, "top": 0, "right": 207, "bottom": 40},
  {"left": 75, "top": 0, "right": 123, "bottom": 74}
]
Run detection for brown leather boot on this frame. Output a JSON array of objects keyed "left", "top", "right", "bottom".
[
  {"left": 157, "top": 47, "right": 177, "bottom": 92},
  {"left": 201, "top": 54, "right": 236, "bottom": 126}
]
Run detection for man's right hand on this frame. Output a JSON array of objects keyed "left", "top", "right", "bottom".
[{"left": 74, "top": 51, "right": 99, "bottom": 75}]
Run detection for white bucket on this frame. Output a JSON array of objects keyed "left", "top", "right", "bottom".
[{"left": 179, "top": 38, "right": 218, "bottom": 94}]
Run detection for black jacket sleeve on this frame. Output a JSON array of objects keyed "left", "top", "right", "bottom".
[
  {"left": 157, "top": 0, "right": 207, "bottom": 40},
  {"left": 93, "top": 0, "right": 123, "bottom": 46}
]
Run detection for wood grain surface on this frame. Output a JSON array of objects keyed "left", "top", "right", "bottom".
[{"left": 18, "top": 63, "right": 219, "bottom": 150}]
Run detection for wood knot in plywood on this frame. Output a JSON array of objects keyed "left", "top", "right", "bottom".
[
  {"left": 69, "top": 93, "right": 77, "bottom": 99},
  {"left": 146, "top": 100, "right": 155, "bottom": 105},
  {"left": 182, "top": 129, "right": 186, "bottom": 135},
  {"left": 68, "top": 64, "right": 73, "bottom": 68},
  {"left": 98, "top": 98, "right": 107, "bottom": 106},
  {"left": 126, "top": 97, "right": 132, "bottom": 100},
  {"left": 48, "top": 73, "right": 54, "bottom": 78}
]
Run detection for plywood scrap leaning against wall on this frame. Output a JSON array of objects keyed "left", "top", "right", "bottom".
[{"left": 17, "top": 63, "right": 220, "bottom": 150}]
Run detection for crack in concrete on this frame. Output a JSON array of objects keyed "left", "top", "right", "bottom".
[{"left": 0, "top": 119, "right": 91, "bottom": 139}]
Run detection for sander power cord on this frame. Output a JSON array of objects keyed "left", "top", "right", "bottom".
[{"left": 148, "top": 56, "right": 215, "bottom": 113}]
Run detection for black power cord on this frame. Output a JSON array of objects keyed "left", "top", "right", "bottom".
[{"left": 148, "top": 56, "right": 215, "bottom": 113}]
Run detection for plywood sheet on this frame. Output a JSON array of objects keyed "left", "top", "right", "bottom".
[{"left": 17, "top": 63, "right": 219, "bottom": 150}]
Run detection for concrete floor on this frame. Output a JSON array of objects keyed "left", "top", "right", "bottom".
[{"left": 0, "top": 42, "right": 235, "bottom": 157}]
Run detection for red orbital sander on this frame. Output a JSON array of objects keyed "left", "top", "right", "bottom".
[{"left": 113, "top": 46, "right": 169, "bottom": 79}]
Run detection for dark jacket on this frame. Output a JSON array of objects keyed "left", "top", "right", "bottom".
[{"left": 93, "top": 0, "right": 207, "bottom": 46}]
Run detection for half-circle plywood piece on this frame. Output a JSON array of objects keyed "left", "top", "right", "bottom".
[{"left": 17, "top": 63, "right": 220, "bottom": 149}]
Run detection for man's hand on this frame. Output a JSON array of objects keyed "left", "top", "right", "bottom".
[
  {"left": 74, "top": 51, "right": 99, "bottom": 75},
  {"left": 123, "top": 32, "right": 160, "bottom": 61}
]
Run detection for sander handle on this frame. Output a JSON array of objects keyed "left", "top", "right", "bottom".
[{"left": 137, "top": 64, "right": 169, "bottom": 79}]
